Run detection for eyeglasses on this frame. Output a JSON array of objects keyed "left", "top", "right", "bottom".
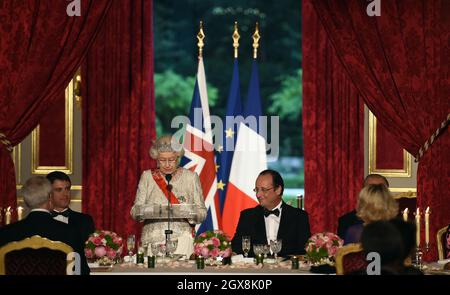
[
  {"left": 253, "top": 187, "right": 274, "bottom": 194},
  {"left": 157, "top": 158, "right": 178, "bottom": 165}
]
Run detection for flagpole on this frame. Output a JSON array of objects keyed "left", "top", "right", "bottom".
[
  {"left": 252, "top": 22, "right": 260, "bottom": 59},
  {"left": 197, "top": 21, "right": 205, "bottom": 59},
  {"left": 233, "top": 21, "right": 240, "bottom": 59}
]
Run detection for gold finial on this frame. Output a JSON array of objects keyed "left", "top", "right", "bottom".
[
  {"left": 197, "top": 21, "right": 205, "bottom": 58},
  {"left": 252, "top": 22, "right": 261, "bottom": 59},
  {"left": 232, "top": 21, "right": 240, "bottom": 59}
]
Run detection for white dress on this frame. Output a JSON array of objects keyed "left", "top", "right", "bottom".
[{"left": 130, "top": 168, "right": 207, "bottom": 246}]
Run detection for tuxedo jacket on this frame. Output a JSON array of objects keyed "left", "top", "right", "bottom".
[
  {"left": 0, "top": 211, "right": 90, "bottom": 275},
  {"left": 63, "top": 208, "right": 95, "bottom": 244},
  {"left": 231, "top": 202, "right": 311, "bottom": 257},
  {"left": 337, "top": 209, "right": 363, "bottom": 239}
]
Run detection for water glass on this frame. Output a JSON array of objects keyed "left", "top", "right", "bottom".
[
  {"left": 270, "top": 239, "right": 282, "bottom": 262},
  {"left": 150, "top": 243, "right": 159, "bottom": 257},
  {"left": 166, "top": 239, "right": 178, "bottom": 258},
  {"left": 262, "top": 244, "right": 271, "bottom": 258}
]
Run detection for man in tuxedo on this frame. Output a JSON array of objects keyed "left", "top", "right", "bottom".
[
  {"left": 231, "top": 169, "right": 311, "bottom": 257},
  {"left": 46, "top": 171, "right": 95, "bottom": 243},
  {"left": 0, "top": 176, "right": 89, "bottom": 275},
  {"left": 337, "top": 174, "right": 389, "bottom": 239}
]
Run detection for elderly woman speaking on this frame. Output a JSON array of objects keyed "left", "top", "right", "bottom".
[{"left": 131, "top": 135, "right": 207, "bottom": 247}]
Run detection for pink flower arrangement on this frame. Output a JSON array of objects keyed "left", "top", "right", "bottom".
[
  {"left": 85, "top": 230, "right": 123, "bottom": 262},
  {"left": 305, "top": 232, "right": 343, "bottom": 265},
  {"left": 194, "top": 230, "right": 232, "bottom": 259}
]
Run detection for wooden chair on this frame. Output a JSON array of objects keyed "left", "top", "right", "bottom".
[
  {"left": 437, "top": 225, "right": 449, "bottom": 261},
  {"left": 335, "top": 243, "right": 367, "bottom": 275},
  {"left": 0, "top": 235, "right": 73, "bottom": 275}
]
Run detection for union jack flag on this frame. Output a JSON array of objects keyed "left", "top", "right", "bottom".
[{"left": 181, "top": 57, "right": 221, "bottom": 234}]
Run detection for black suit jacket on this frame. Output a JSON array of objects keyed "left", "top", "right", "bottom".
[
  {"left": 64, "top": 208, "right": 95, "bottom": 244},
  {"left": 0, "top": 211, "right": 90, "bottom": 275},
  {"left": 231, "top": 202, "right": 311, "bottom": 257},
  {"left": 337, "top": 209, "right": 363, "bottom": 239}
]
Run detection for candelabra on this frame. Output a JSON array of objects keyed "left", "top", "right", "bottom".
[{"left": 412, "top": 207, "right": 431, "bottom": 270}]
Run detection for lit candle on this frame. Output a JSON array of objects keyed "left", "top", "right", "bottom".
[
  {"left": 17, "top": 206, "right": 24, "bottom": 221},
  {"left": 425, "top": 207, "right": 430, "bottom": 246},
  {"left": 5, "top": 206, "right": 11, "bottom": 225},
  {"left": 402, "top": 208, "right": 409, "bottom": 222},
  {"left": 415, "top": 208, "right": 420, "bottom": 247}
]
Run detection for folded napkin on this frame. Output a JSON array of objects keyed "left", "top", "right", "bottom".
[{"left": 174, "top": 232, "right": 194, "bottom": 257}]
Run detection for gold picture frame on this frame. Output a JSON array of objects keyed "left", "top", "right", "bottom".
[
  {"left": 368, "top": 111, "right": 411, "bottom": 177},
  {"left": 31, "top": 79, "right": 74, "bottom": 174}
]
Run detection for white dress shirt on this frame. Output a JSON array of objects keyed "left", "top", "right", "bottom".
[
  {"left": 264, "top": 201, "right": 283, "bottom": 245},
  {"left": 53, "top": 208, "right": 69, "bottom": 224}
]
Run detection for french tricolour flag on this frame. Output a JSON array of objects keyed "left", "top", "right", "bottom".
[
  {"left": 181, "top": 57, "right": 221, "bottom": 234},
  {"left": 222, "top": 59, "right": 267, "bottom": 238}
]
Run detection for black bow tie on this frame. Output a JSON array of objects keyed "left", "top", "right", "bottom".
[
  {"left": 52, "top": 210, "right": 70, "bottom": 218},
  {"left": 263, "top": 208, "right": 280, "bottom": 217}
]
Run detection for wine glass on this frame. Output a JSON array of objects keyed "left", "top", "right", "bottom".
[
  {"left": 158, "top": 243, "right": 167, "bottom": 263},
  {"left": 270, "top": 239, "right": 282, "bottom": 262},
  {"left": 150, "top": 243, "right": 159, "bottom": 257},
  {"left": 166, "top": 239, "right": 178, "bottom": 259},
  {"left": 127, "top": 234, "right": 135, "bottom": 263},
  {"left": 242, "top": 236, "right": 251, "bottom": 258}
]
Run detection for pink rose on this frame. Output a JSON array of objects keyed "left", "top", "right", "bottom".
[
  {"left": 329, "top": 246, "right": 338, "bottom": 257},
  {"left": 201, "top": 247, "right": 210, "bottom": 257},
  {"left": 210, "top": 248, "right": 219, "bottom": 258},
  {"left": 85, "top": 248, "right": 93, "bottom": 258},
  {"left": 93, "top": 237, "right": 103, "bottom": 246},
  {"left": 107, "top": 248, "right": 117, "bottom": 259},
  {"left": 315, "top": 238, "right": 325, "bottom": 247},
  {"left": 95, "top": 246, "right": 107, "bottom": 257},
  {"left": 194, "top": 244, "right": 203, "bottom": 256},
  {"left": 113, "top": 237, "right": 122, "bottom": 245},
  {"left": 211, "top": 237, "right": 220, "bottom": 247}
]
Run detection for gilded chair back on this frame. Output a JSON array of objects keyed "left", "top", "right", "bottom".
[
  {"left": 0, "top": 235, "right": 73, "bottom": 275},
  {"left": 335, "top": 243, "right": 367, "bottom": 275},
  {"left": 437, "top": 225, "right": 449, "bottom": 261}
]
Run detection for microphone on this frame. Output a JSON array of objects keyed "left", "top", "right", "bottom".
[
  {"left": 165, "top": 174, "right": 172, "bottom": 182},
  {"left": 165, "top": 174, "right": 172, "bottom": 191},
  {"left": 164, "top": 173, "right": 173, "bottom": 256}
]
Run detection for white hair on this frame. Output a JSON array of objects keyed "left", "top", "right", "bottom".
[
  {"left": 149, "top": 135, "right": 185, "bottom": 159},
  {"left": 21, "top": 176, "right": 51, "bottom": 209}
]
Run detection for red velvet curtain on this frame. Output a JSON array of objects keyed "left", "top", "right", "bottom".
[
  {"left": 310, "top": 0, "right": 450, "bottom": 260},
  {"left": 82, "top": 0, "right": 155, "bottom": 239},
  {"left": 303, "top": 0, "right": 364, "bottom": 235},
  {"left": 0, "top": 0, "right": 111, "bottom": 211}
]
